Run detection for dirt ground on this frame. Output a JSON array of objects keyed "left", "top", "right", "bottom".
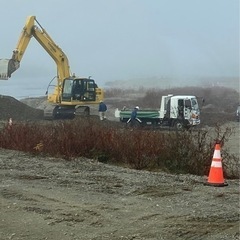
[
  {"left": 0, "top": 96, "right": 239, "bottom": 240},
  {"left": 0, "top": 148, "right": 239, "bottom": 240}
]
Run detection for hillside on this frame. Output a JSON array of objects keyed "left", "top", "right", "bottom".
[{"left": 104, "top": 76, "right": 239, "bottom": 91}]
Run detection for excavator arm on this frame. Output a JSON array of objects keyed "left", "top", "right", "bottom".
[{"left": 0, "top": 16, "right": 71, "bottom": 103}]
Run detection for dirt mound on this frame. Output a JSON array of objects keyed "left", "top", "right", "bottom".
[
  {"left": 20, "top": 96, "right": 48, "bottom": 110},
  {"left": 0, "top": 95, "right": 44, "bottom": 121}
]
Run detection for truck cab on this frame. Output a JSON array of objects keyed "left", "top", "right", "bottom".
[{"left": 160, "top": 95, "right": 200, "bottom": 129}]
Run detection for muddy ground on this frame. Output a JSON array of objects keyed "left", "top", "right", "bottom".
[{"left": 0, "top": 96, "right": 239, "bottom": 240}]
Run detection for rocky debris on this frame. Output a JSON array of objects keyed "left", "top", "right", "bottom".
[{"left": 0, "top": 95, "right": 43, "bottom": 121}]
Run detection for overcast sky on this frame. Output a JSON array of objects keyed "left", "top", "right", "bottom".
[{"left": 0, "top": 0, "right": 239, "bottom": 98}]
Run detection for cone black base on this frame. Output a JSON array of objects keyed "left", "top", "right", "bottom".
[{"left": 203, "top": 182, "right": 228, "bottom": 187}]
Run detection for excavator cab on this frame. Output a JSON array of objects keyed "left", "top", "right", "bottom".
[
  {"left": 62, "top": 78, "right": 97, "bottom": 102},
  {"left": 44, "top": 77, "right": 101, "bottom": 120}
]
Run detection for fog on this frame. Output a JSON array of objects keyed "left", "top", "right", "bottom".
[{"left": 0, "top": 0, "right": 239, "bottom": 98}]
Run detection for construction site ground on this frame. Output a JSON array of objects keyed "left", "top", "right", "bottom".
[{"left": 0, "top": 95, "right": 239, "bottom": 240}]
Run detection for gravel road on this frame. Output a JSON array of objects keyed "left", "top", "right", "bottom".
[{"left": 0, "top": 149, "right": 239, "bottom": 240}]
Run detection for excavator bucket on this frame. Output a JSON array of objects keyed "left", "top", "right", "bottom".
[
  {"left": 0, "top": 59, "right": 10, "bottom": 80},
  {"left": 0, "top": 59, "right": 19, "bottom": 80}
]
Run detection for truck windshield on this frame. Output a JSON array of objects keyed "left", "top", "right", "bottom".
[{"left": 191, "top": 98, "right": 199, "bottom": 110}]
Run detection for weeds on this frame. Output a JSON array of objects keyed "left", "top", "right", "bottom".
[{"left": 0, "top": 118, "right": 238, "bottom": 179}]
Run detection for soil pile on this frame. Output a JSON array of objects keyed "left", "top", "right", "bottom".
[{"left": 0, "top": 95, "right": 43, "bottom": 121}]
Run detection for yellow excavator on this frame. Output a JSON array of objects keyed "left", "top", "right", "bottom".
[{"left": 0, "top": 16, "right": 104, "bottom": 119}]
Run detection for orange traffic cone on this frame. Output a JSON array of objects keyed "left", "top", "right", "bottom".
[{"left": 204, "top": 143, "right": 228, "bottom": 187}]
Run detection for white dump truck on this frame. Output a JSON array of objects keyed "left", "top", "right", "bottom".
[{"left": 115, "top": 95, "right": 201, "bottom": 130}]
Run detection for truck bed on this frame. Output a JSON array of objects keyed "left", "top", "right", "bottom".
[{"left": 115, "top": 109, "right": 160, "bottom": 122}]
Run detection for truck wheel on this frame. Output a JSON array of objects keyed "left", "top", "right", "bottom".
[{"left": 174, "top": 121, "right": 184, "bottom": 130}]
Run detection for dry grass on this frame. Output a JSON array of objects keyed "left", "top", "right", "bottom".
[{"left": 0, "top": 117, "right": 238, "bottom": 179}]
